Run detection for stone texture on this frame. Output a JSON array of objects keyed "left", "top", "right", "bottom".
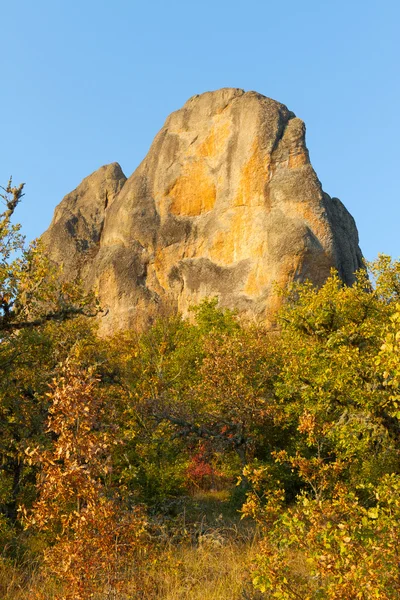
[
  {"left": 42, "top": 162, "right": 126, "bottom": 284},
  {"left": 43, "top": 88, "right": 363, "bottom": 334}
]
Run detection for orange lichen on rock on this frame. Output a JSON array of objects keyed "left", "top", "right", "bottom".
[
  {"left": 234, "top": 142, "right": 270, "bottom": 208},
  {"left": 210, "top": 207, "right": 265, "bottom": 265},
  {"left": 42, "top": 89, "right": 364, "bottom": 336},
  {"left": 243, "top": 255, "right": 270, "bottom": 296},
  {"left": 152, "top": 247, "right": 169, "bottom": 290},
  {"left": 288, "top": 151, "right": 309, "bottom": 169},
  {"left": 198, "top": 120, "right": 231, "bottom": 159},
  {"left": 285, "top": 202, "right": 331, "bottom": 248},
  {"left": 169, "top": 161, "right": 216, "bottom": 216},
  {"left": 209, "top": 210, "right": 246, "bottom": 264}
]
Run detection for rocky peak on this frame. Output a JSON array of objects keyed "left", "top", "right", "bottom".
[
  {"left": 43, "top": 89, "right": 363, "bottom": 334},
  {"left": 42, "top": 162, "right": 126, "bottom": 281}
]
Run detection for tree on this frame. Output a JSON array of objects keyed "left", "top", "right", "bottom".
[
  {"left": 22, "top": 366, "right": 146, "bottom": 600},
  {"left": 0, "top": 179, "right": 100, "bottom": 530},
  {"left": 0, "top": 316, "right": 99, "bottom": 526},
  {"left": 0, "top": 178, "right": 99, "bottom": 339},
  {"left": 242, "top": 263, "right": 400, "bottom": 598}
]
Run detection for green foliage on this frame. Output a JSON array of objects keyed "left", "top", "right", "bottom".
[
  {"left": 0, "top": 181, "right": 99, "bottom": 340},
  {"left": 0, "top": 318, "right": 100, "bottom": 525},
  {"left": 270, "top": 267, "right": 399, "bottom": 492},
  {"left": 249, "top": 477, "right": 400, "bottom": 599},
  {"left": 369, "top": 253, "right": 400, "bottom": 301},
  {"left": 189, "top": 297, "right": 240, "bottom": 335},
  {"left": 117, "top": 420, "right": 189, "bottom": 504},
  {"left": 105, "top": 300, "right": 248, "bottom": 503},
  {"left": 0, "top": 181, "right": 100, "bottom": 535},
  {"left": 2, "top": 185, "right": 400, "bottom": 596},
  {"left": 244, "top": 261, "right": 400, "bottom": 598}
]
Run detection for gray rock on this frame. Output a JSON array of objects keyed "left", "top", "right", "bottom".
[{"left": 42, "top": 89, "right": 363, "bottom": 333}]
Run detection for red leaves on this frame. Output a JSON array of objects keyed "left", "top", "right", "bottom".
[{"left": 186, "top": 444, "right": 223, "bottom": 491}]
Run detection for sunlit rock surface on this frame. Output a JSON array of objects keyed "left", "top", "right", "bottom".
[{"left": 43, "top": 88, "right": 363, "bottom": 333}]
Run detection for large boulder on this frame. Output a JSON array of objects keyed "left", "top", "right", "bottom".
[{"left": 43, "top": 88, "right": 363, "bottom": 334}]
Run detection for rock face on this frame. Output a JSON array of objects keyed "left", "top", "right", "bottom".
[{"left": 43, "top": 88, "right": 363, "bottom": 334}]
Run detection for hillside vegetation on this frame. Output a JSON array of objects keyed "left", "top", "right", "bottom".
[{"left": 1, "top": 185, "right": 400, "bottom": 599}]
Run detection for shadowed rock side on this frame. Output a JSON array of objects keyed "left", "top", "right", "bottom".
[
  {"left": 42, "top": 162, "right": 127, "bottom": 284},
  {"left": 43, "top": 88, "right": 363, "bottom": 334}
]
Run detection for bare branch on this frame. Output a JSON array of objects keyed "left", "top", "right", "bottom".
[
  {"left": 0, "top": 305, "right": 101, "bottom": 334},
  {"left": 0, "top": 177, "right": 25, "bottom": 219}
]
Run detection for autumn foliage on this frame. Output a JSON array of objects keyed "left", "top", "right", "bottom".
[
  {"left": 243, "top": 263, "right": 400, "bottom": 598},
  {"left": 22, "top": 367, "right": 146, "bottom": 600},
  {"left": 2, "top": 188, "right": 400, "bottom": 599}
]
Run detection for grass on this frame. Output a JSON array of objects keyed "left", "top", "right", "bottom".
[
  {"left": 0, "top": 555, "right": 58, "bottom": 600},
  {"left": 1, "top": 490, "right": 264, "bottom": 600},
  {"left": 138, "top": 490, "right": 263, "bottom": 599},
  {"left": 141, "top": 535, "right": 260, "bottom": 599}
]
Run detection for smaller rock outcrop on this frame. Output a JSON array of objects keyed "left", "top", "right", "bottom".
[{"left": 42, "top": 163, "right": 126, "bottom": 284}]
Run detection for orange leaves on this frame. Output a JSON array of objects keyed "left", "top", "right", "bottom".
[
  {"left": 297, "top": 410, "right": 317, "bottom": 441},
  {"left": 22, "top": 365, "right": 147, "bottom": 600}
]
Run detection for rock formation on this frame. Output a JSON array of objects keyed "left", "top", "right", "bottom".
[{"left": 42, "top": 88, "right": 363, "bottom": 334}]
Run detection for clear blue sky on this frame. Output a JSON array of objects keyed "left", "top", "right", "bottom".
[{"left": 1, "top": 0, "right": 399, "bottom": 261}]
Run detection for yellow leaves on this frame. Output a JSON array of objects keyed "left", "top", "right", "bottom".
[
  {"left": 24, "top": 445, "right": 40, "bottom": 465},
  {"left": 249, "top": 473, "right": 400, "bottom": 598},
  {"left": 367, "top": 508, "right": 379, "bottom": 519}
]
